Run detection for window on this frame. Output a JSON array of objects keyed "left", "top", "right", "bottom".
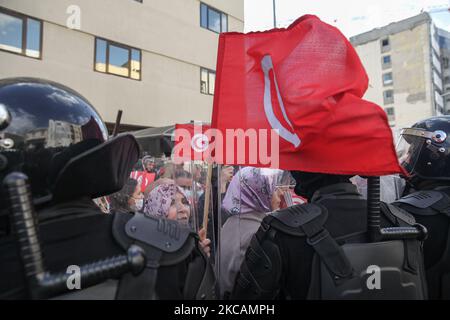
[
  {"left": 383, "top": 72, "right": 393, "bottom": 86},
  {"left": 200, "top": 67, "right": 215, "bottom": 95},
  {"left": 382, "top": 55, "right": 391, "bottom": 69},
  {"left": 384, "top": 107, "right": 395, "bottom": 124},
  {"left": 0, "top": 8, "right": 42, "bottom": 59},
  {"left": 380, "top": 37, "right": 390, "bottom": 53},
  {"left": 94, "top": 38, "right": 141, "bottom": 80},
  {"left": 443, "top": 57, "right": 449, "bottom": 69},
  {"left": 383, "top": 89, "right": 394, "bottom": 104},
  {"left": 200, "top": 3, "right": 227, "bottom": 33},
  {"left": 385, "top": 107, "right": 395, "bottom": 116}
]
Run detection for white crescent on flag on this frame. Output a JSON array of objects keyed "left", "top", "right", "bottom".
[{"left": 261, "top": 54, "right": 301, "bottom": 148}]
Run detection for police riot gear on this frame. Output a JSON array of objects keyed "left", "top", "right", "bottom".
[
  {"left": 389, "top": 116, "right": 450, "bottom": 299},
  {"left": 397, "top": 116, "right": 450, "bottom": 185},
  {"left": 0, "top": 78, "right": 216, "bottom": 300},
  {"left": 231, "top": 173, "right": 428, "bottom": 299}
]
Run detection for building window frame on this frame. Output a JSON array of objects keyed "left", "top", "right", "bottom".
[
  {"left": 383, "top": 89, "right": 394, "bottom": 105},
  {"left": 443, "top": 57, "right": 449, "bottom": 69},
  {"left": 380, "top": 37, "right": 390, "bottom": 53},
  {"left": 0, "top": 7, "right": 43, "bottom": 59},
  {"left": 382, "top": 55, "right": 391, "bottom": 69},
  {"left": 200, "top": 2, "right": 228, "bottom": 34},
  {"left": 382, "top": 72, "right": 393, "bottom": 86},
  {"left": 94, "top": 37, "right": 142, "bottom": 81},
  {"left": 384, "top": 107, "right": 395, "bottom": 124},
  {"left": 200, "top": 67, "right": 215, "bottom": 95}
]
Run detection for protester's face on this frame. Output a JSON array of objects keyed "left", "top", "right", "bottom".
[
  {"left": 167, "top": 191, "right": 190, "bottom": 224},
  {"left": 145, "top": 162, "right": 155, "bottom": 172}
]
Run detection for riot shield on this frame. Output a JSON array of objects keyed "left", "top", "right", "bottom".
[
  {"left": 217, "top": 166, "right": 291, "bottom": 298},
  {"left": 350, "top": 175, "right": 406, "bottom": 202}
]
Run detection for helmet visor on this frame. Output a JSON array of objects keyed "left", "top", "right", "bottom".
[{"left": 396, "top": 129, "right": 427, "bottom": 175}]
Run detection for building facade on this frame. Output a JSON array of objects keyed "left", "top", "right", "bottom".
[
  {"left": 0, "top": 0, "right": 244, "bottom": 131},
  {"left": 437, "top": 27, "right": 450, "bottom": 109},
  {"left": 350, "top": 13, "right": 448, "bottom": 136}
]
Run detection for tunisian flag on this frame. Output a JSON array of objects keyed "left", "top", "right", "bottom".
[
  {"left": 211, "top": 15, "right": 403, "bottom": 176},
  {"left": 174, "top": 123, "right": 212, "bottom": 161}
]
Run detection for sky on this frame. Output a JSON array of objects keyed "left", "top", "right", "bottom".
[{"left": 245, "top": 0, "right": 450, "bottom": 37}]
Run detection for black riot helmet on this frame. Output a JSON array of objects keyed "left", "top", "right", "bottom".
[
  {"left": 0, "top": 77, "right": 140, "bottom": 206},
  {"left": 397, "top": 116, "right": 450, "bottom": 184}
]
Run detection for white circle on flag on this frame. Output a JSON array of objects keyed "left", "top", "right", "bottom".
[{"left": 191, "top": 133, "right": 209, "bottom": 152}]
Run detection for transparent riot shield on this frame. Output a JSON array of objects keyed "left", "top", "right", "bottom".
[
  {"left": 104, "top": 152, "right": 154, "bottom": 214},
  {"left": 133, "top": 158, "right": 191, "bottom": 227},
  {"left": 217, "top": 166, "right": 289, "bottom": 298},
  {"left": 273, "top": 170, "right": 308, "bottom": 208},
  {"left": 350, "top": 175, "right": 405, "bottom": 202}
]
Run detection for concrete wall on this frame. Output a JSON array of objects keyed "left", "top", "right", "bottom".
[
  {"left": 353, "top": 22, "right": 433, "bottom": 132},
  {"left": 0, "top": 0, "right": 244, "bottom": 127},
  {"left": 390, "top": 23, "right": 433, "bottom": 128}
]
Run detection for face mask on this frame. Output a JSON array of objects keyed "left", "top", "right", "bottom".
[{"left": 132, "top": 198, "right": 144, "bottom": 212}]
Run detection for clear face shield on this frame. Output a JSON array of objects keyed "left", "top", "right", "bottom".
[
  {"left": 396, "top": 128, "right": 428, "bottom": 176},
  {"left": 273, "top": 170, "right": 307, "bottom": 208}
]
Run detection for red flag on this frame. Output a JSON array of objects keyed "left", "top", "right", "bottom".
[
  {"left": 173, "top": 123, "right": 212, "bottom": 161},
  {"left": 211, "top": 15, "right": 403, "bottom": 176}
]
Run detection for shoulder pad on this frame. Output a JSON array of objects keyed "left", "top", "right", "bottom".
[
  {"left": 125, "top": 213, "right": 194, "bottom": 253},
  {"left": 395, "top": 191, "right": 443, "bottom": 209},
  {"left": 271, "top": 203, "right": 328, "bottom": 229},
  {"left": 380, "top": 202, "right": 416, "bottom": 226}
]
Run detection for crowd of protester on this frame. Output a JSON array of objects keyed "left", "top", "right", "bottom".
[{"left": 95, "top": 154, "right": 396, "bottom": 297}]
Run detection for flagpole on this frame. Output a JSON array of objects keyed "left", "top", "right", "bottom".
[
  {"left": 202, "top": 163, "right": 213, "bottom": 236},
  {"left": 272, "top": 0, "right": 277, "bottom": 28}
]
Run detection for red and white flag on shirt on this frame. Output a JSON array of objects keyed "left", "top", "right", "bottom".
[{"left": 211, "top": 15, "right": 404, "bottom": 176}]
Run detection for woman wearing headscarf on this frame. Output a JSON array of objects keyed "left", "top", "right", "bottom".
[
  {"left": 143, "top": 182, "right": 211, "bottom": 256},
  {"left": 133, "top": 182, "right": 214, "bottom": 299},
  {"left": 219, "top": 167, "right": 283, "bottom": 298}
]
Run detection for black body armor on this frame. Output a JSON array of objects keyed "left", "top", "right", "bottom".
[
  {"left": 392, "top": 187, "right": 450, "bottom": 299},
  {"left": 231, "top": 183, "right": 428, "bottom": 300},
  {"left": 113, "top": 212, "right": 217, "bottom": 300}
]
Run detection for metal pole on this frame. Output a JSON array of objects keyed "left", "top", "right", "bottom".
[
  {"left": 215, "top": 164, "right": 222, "bottom": 294},
  {"left": 272, "top": 0, "right": 277, "bottom": 28},
  {"left": 112, "top": 109, "right": 123, "bottom": 137}
]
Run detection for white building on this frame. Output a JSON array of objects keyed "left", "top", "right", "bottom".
[
  {"left": 0, "top": 0, "right": 244, "bottom": 132},
  {"left": 350, "top": 13, "right": 447, "bottom": 136}
]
